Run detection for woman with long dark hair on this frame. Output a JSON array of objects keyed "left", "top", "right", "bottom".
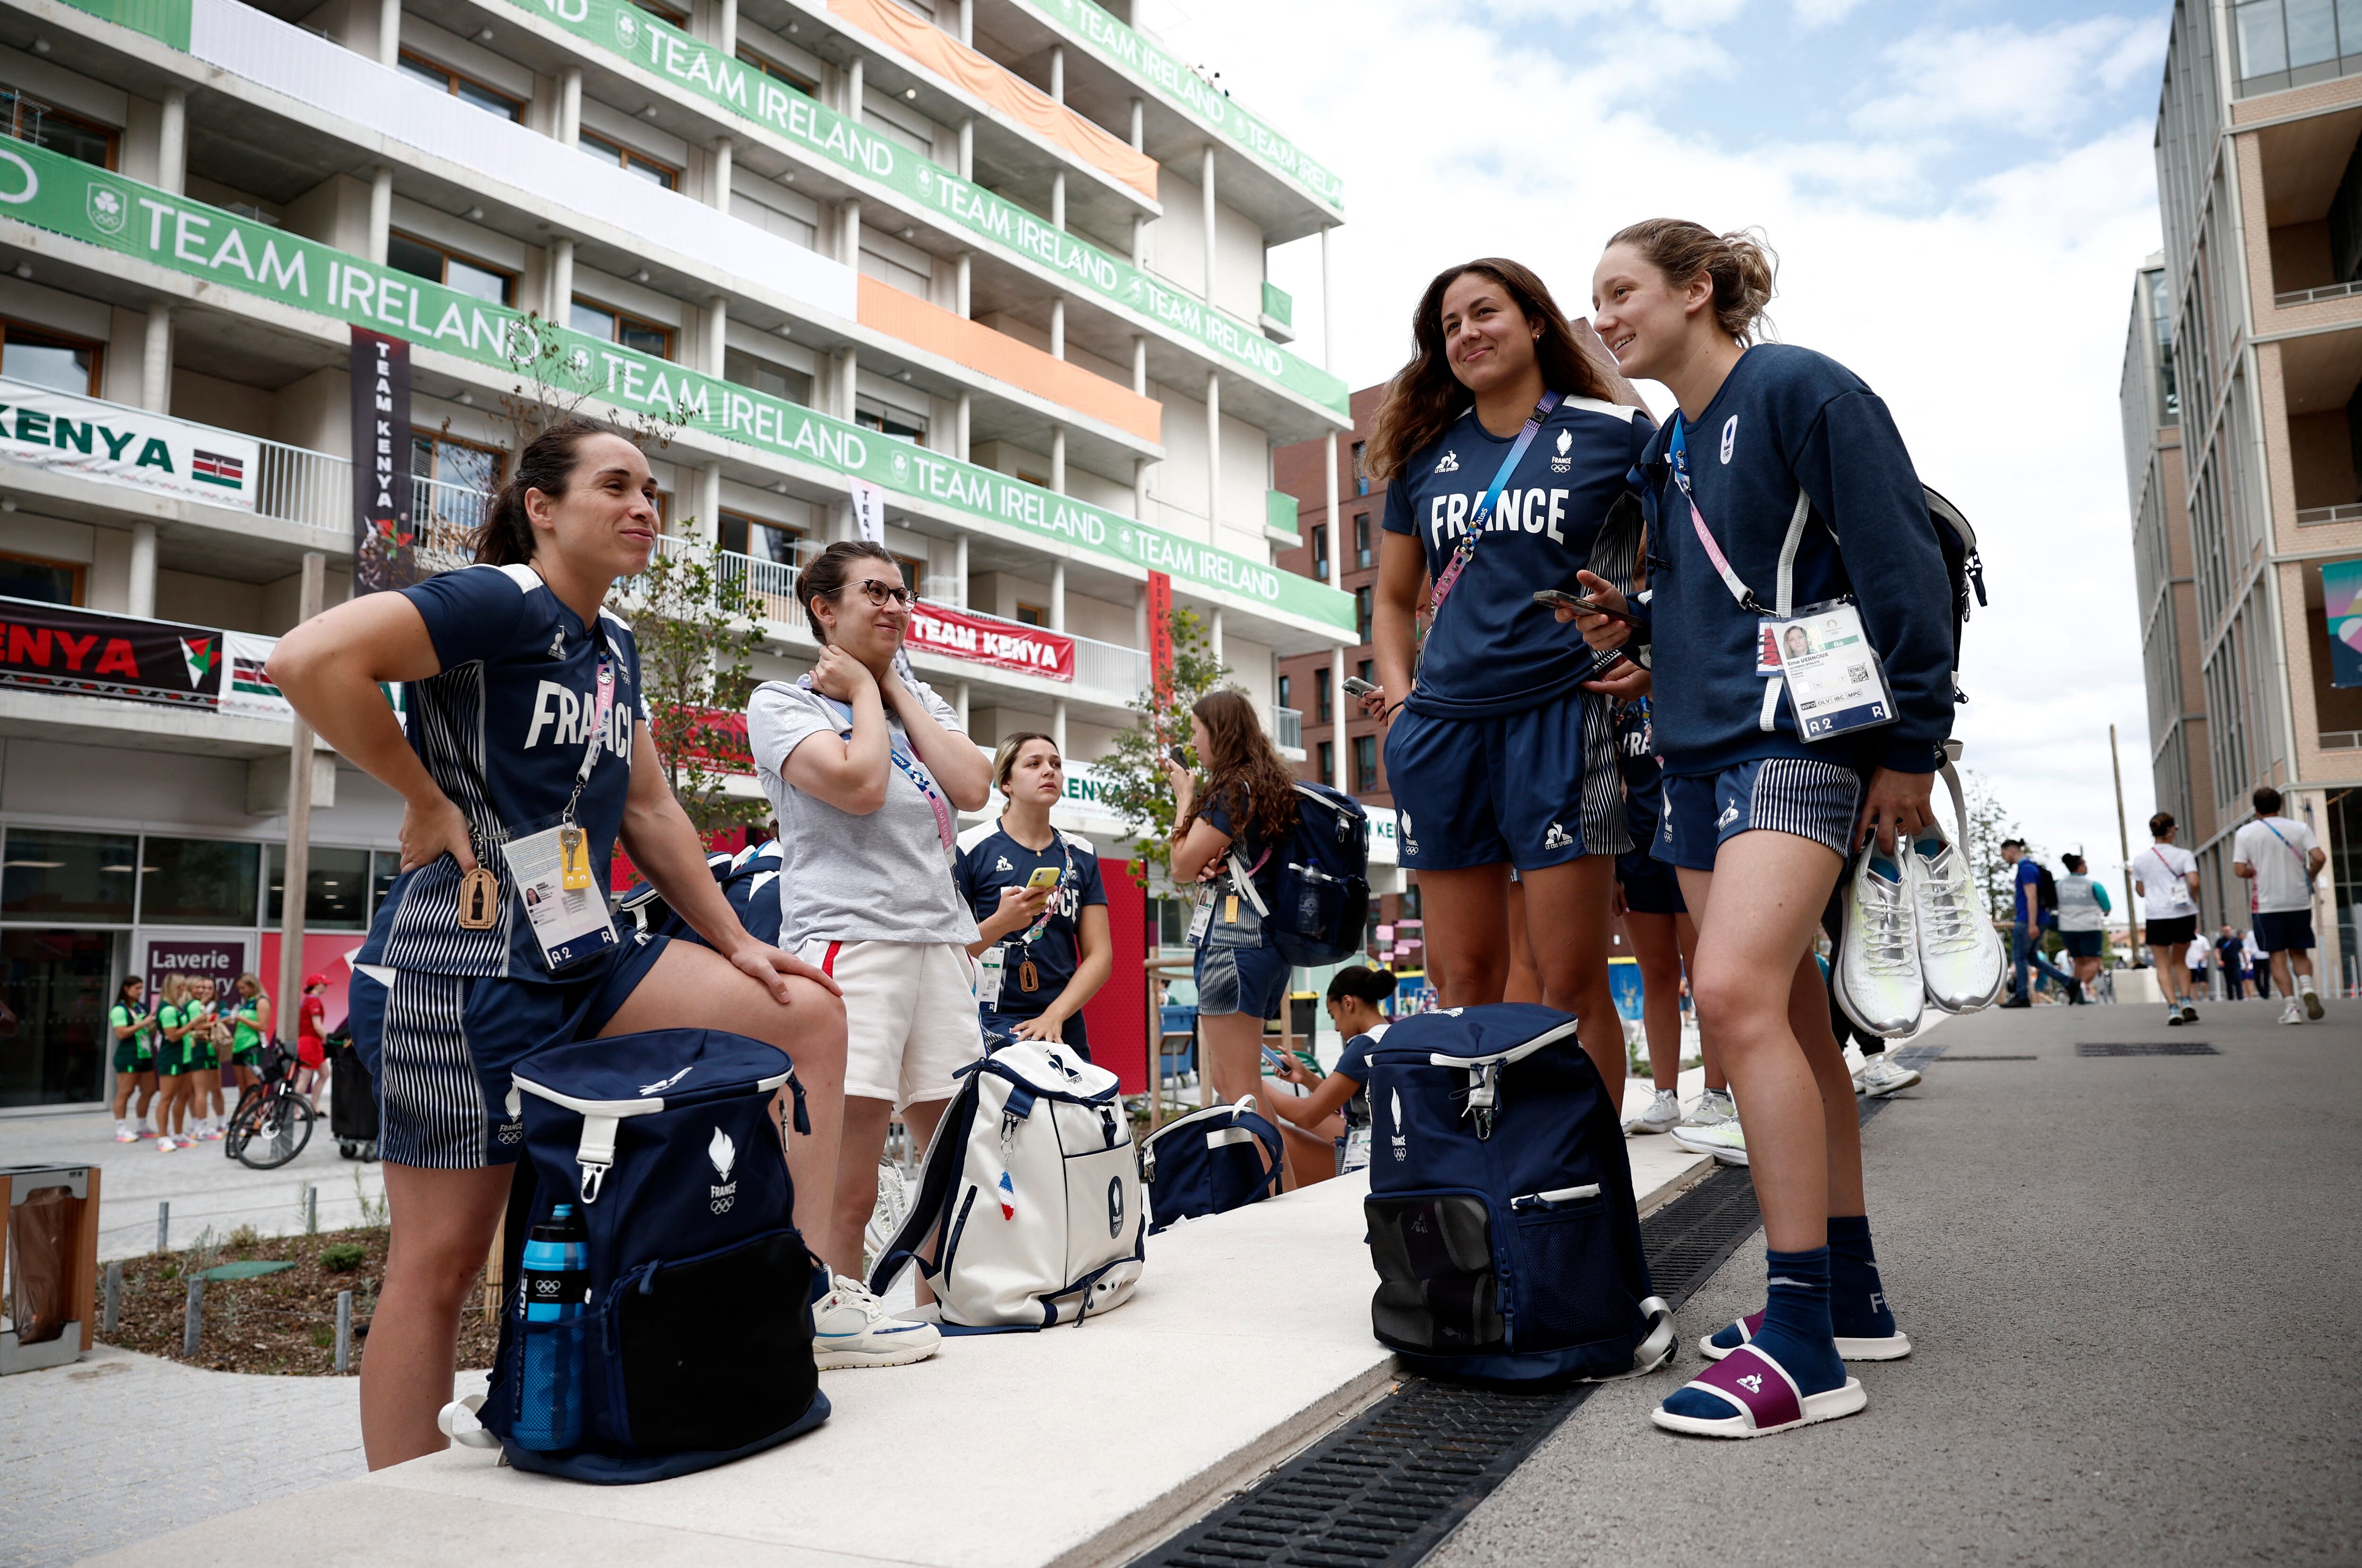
[
  {"left": 1163, "top": 688, "right": 1311, "bottom": 1184},
  {"left": 268, "top": 417, "right": 847, "bottom": 1468},
  {"left": 1361, "top": 257, "right": 1653, "bottom": 1097},
  {"left": 109, "top": 974, "right": 158, "bottom": 1143}
]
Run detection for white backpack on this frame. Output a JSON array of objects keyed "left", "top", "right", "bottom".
[{"left": 867, "top": 1040, "right": 1145, "bottom": 1328}]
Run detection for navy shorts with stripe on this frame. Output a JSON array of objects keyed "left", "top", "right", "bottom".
[
  {"left": 2254, "top": 908, "right": 2316, "bottom": 953},
  {"left": 1386, "top": 686, "right": 1628, "bottom": 872},
  {"left": 350, "top": 934, "right": 672, "bottom": 1170},
  {"left": 1194, "top": 940, "right": 1290, "bottom": 1021},
  {"left": 1653, "top": 758, "right": 1864, "bottom": 872}
]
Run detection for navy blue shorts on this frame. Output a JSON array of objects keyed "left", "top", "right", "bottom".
[
  {"left": 1617, "top": 853, "right": 1687, "bottom": 916},
  {"left": 2254, "top": 908, "right": 2316, "bottom": 953},
  {"left": 979, "top": 1007, "right": 1091, "bottom": 1061},
  {"left": 1654, "top": 758, "right": 1864, "bottom": 872},
  {"left": 1194, "top": 940, "right": 1290, "bottom": 1020},
  {"left": 350, "top": 935, "right": 672, "bottom": 1170},
  {"left": 1385, "top": 687, "right": 1626, "bottom": 872},
  {"left": 2060, "top": 930, "right": 2102, "bottom": 959}
]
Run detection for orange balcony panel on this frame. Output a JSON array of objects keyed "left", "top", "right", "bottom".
[
  {"left": 827, "top": 0, "right": 1157, "bottom": 202},
  {"left": 858, "top": 275, "right": 1162, "bottom": 445}
]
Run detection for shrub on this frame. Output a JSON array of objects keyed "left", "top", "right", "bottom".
[
  {"left": 319, "top": 1242, "right": 367, "bottom": 1273},
  {"left": 227, "top": 1224, "right": 263, "bottom": 1251}
]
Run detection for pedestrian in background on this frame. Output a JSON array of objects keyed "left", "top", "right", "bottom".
[
  {"left": 295, "top": 973, "right": 330, "bottom": 1108},
  {"left": 2232, "top": 785, "right": 2328, "bottom": 1024},
  {"left": 2214, "top": 925, "right": 2246, "bottom": 1001},
  {"left": 2053, "top": 852, "right": 2111, "bottom": 1002},
  {"left": 109, "top": 975, "right": 158, "bottom": 1143},
  {"left": 2244, "top": 926, "right": 2269, "bottom": 998},
  {"left": 2131, "top": 812, "right": 2202, "bottom": 1025},
  {"left": 1998, "top": 840, "right": 2079, "bottom": 1007}
]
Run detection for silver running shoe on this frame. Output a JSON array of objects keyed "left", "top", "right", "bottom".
[
  {"left": 1910, "top": 832, "right": 2006, "bottom": 1013},
  {"left": 1624, "top": 1087, "right": 1681, "bottom": 1135},
  {"left": 1682, "top": 1087, "right": 1737, "bottom": 1129},
  {"left": 1836, "top": 851, "right": 1925, "bottom": 1038}
]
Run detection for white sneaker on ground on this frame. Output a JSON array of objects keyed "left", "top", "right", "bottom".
[
  {"left": 2302, "top": 981, "right": 2325, "bottom": 1020},
  {"left": 114, "top": 1125, "right": 137, "bottom": 1143},
  {"left": 1835, "top": 852, "right": 1924, "bottom": 1038},
  {"left": 2165, "top": 1002, "right": 2185, "bottom": 1027},
  {"left": 1682, "top": 1088, "right": 1737, "bottom": 1129},
  {"left": 1911, "top": 831, "right": 2006, "bottom": 1012},
  {"left": 2280, "top": 999, "right": 2304, "bottom": 1025},
  {"left": 156, "top": 1136, "right": 179, "bottom": 1152},
  {"left": 1624, "top": 1087, "right": 1681, "bottom": 1135},
  {"left": 1857, "top": 1055, "right": 1922, "bottom": 1098},
  {"left": 812, "top": 1274, "right": 941, "bottom": 1369},
  {"left": 1670, "top": 1120, "right": 1748, "bottom": 1167}
]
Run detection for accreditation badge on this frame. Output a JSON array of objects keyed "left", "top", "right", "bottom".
[
  {"left": 1768, "top": 599, "right": 1897, "bottom": 743},
  {"left": 501, "top": 820, "right": 619, "bottom": 971}
]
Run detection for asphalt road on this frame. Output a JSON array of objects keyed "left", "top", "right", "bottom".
[{"left": 1431, "top": 996, "right": 2362, "bottom": 1567}]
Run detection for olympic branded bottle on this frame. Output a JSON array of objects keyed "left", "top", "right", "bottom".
[{"left": 515, "top": 1202, "right": 590, "bottom": 1450}]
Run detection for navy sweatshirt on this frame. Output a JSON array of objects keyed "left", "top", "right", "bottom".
[{"left": 1627, "top": 343, "right": 1954, "bottom": 777}]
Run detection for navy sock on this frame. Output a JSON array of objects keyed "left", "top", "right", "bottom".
[
  {"left": 1665, "top": 1248, "right": 1845, "bottom": 1418},
  {"left": 1827, "top": 1215, "right": 1898, "bottom": 1340}
]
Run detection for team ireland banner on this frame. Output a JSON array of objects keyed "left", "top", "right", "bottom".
[{"left": 0, "top": 376, "right": 257, "bottom": 510}]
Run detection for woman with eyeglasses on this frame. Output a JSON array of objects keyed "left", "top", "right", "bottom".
[{"left": 748, "top": 540, "right": 994, "bottom": 1366}]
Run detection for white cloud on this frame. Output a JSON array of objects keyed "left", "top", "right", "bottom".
[
  {"left": 1795, "top": 0, "right": 1869, "bottom": 25},
  {"left": 1851, "top": 17, "right": 2165, "bottom": 140},
  {"left": 1174, "top": 0, "right": 2167, "bottom": 881}
]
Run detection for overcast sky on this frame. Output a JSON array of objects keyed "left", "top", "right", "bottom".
[{"left": 1149, "top": 0, "right": 2173, "bottom": 879}]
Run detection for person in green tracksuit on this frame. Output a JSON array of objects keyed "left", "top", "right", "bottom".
[
  {"left": 109, "top": 976, "right": 159, "bottom": 1143},
  {"left": 227, "top": 971, "right": 273, "bottom": 1095},
  {"left": 189, "top": 976, "right": 227, "bottom": 1138},
  {"left": 153, "top": 973, "right": 196, "bottom": 1151}
]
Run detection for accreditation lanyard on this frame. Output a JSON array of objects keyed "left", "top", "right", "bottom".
[
  {"left": 802, "top": 679, "right": 957, "bottom": 858},
  {"left": 1669, "top": 420, "right": 1766, "bottom": 614},
  {"left": 496, "top": 623, "right": 625, "bottom": 970},
  {"left": 1017, "top": 835, "right": 1073, "bottom": 947},
  {"left": 1427, "top": 392, "right": 1561, "bottom": 617}
]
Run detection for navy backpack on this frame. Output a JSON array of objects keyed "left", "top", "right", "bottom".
[
  {"left": 1140, "top": 1096, "right": 1284, "bottom": 1234},
  {"left": 617, "top": 840, "right": 782, "bottom": 948},
  {"left": 1253, "top": 782, "right": 1371, "bottom": 967},
  {"left": 477, "top": 1028, "right": 830, "bottom": 1482},
  {"left": 1361, "top": 1005, "right": 1673, "bottom": 1384}
]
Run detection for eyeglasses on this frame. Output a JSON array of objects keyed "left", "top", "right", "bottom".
[{"left": 850, "top": 579, "right": 915, "bottom": 608}]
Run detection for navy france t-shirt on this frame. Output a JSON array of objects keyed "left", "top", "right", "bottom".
[
  {"left": 1382, "top": 395, "right": 1654, "bottom": 718},
  {"left": 358, "top": 563, "right": 648, "bottom": 979},
  {"left": 953, "top": 822, "right": 1109, "bottom": 1014}
]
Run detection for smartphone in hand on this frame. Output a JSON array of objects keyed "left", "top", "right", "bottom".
[
  {"left": 1025, "top": 865, "right": 1061, "bottom": 890},
  {"left": 1533, "top": 588, "right": 1634, "bottom": 624},
  {"left": 1167, "top": 744, "right": 1190, "bottom": 769},
  {"left": 1342, "top": 675, "right": 1379, "bottom": 697}
]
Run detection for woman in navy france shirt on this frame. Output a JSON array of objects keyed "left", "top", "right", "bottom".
[{"left": 955, "top": 732, "right": 1112, "bottom": 1057}]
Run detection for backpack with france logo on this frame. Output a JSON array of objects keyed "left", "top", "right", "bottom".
[
  {"left": 474, "top": 1028, "right": 830, "bottom": 1482},
  {"left": 1139, "top": 1096, "right": 1285, "bottom": 1234},
  {"left": 1361, "top": 1004, "right": 1674, "bottom": 1385},
  {"left": 1225, "top": 781, "right": 1371, "bottom": 967},
  {"left": 867, "top": 1037, "right": 1144, "bottom": 1329}
]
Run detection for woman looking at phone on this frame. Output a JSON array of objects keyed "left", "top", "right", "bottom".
[
  {"left": 1363, "top": 257, "right": 1654, "bottom": 1096},
  {"left": 956, "top": 732, "right": 1113, "bottom": 1057}
]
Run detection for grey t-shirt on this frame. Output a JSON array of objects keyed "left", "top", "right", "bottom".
[{"left": 747, "top": 677, "right": 982, "bottom": 950}]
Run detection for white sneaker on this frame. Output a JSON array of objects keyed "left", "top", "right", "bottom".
[
  {"left": 1681, "top": 1088, "right": 1737, "bottom": 1129},
  {"left": 1670, "top": 1120, "right": 1748, "bottom": 1166},
  {"left": 2179, "top": 1002, "right": 2199, "bottom": 1023},
  {"left": 2302, "top": 981, "right": 2324, "bottom": 1021},
  {"left": 1836, "top": 851, "right": 1924, "bottom": 1038},
  {"left": 2165, "top": 1002, "right": 2185, "bottom": 1027},
  {"left": 156, "top": 1136, "right": 180, "bottom": 1152},
  {"left": 2280, "top": 999, "right": 2304, "bottom": 1025},
  {"left": 812, "top": 1274, "right": 941, "bottom": 1369},
  {"left": 114, "top": 1126, "right": 138, "bottom": 1143},
  {"left": 1857, "top": 1055, "right": 1922, "bottom": 1098},
  {"left": 1624, "top": 1087, "right": 1681, "bottom": 1135},
  {"left": 1911, "top": 832, "right": 2005, "bottom": 1013}
]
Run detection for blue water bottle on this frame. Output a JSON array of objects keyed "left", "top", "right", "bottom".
[{"left": 514, "top": 1202, "right": 589, "bottom": 1450}]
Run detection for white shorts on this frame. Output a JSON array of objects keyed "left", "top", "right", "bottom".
[{"left": 799, "top": 938, "right": 984, "bottom": 1110}]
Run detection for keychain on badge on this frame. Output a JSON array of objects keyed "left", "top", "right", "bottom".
[
  {"left": 558, "top": 824, "right": 591, "bottom": 891},
  {"left": 458, "top": 831, "right": 500, "bottom": 931}
]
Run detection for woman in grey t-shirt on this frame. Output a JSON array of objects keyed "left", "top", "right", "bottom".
[{"left": 747, "top": 540, "right": 992, "bottom": 1366}]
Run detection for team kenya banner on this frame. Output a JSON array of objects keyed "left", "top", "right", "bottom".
[
  {"left": 499, "top": 0, "right": 1346, "bottom": 417},
  {"left": 0, "top": 140, "right": 1352, "bottom": 636},
  {"left": 906, "top": 600, "right": 1076, "bottom": 681},
  {"left": 0, "top": 375, "right": 256, "bottom": 510},
  {"left": 0, "top": 595, "right": 223, "bottom": 708}
]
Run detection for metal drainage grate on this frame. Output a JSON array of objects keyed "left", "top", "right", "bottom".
[
  {"left": 1129, "top": 1163, "right": 1777, "bottom": 1568},
  {"left": 2077, "top": 1041, "right": 2219, "bottom": 1056}
]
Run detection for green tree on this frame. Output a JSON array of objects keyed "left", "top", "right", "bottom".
[
  {"left": 625, "top": 537, "right": 771, "bottom": 839},
  {"left": 1959, "top": 768, "right": 2038, "bottom": 925},
  {"left": 1097, "top": 607, "right": 1231, "bottom": 885}
]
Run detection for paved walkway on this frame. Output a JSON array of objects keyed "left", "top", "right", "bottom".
[{"left": 1433, "top": 996, "right": 2361, "bottom": 1567}]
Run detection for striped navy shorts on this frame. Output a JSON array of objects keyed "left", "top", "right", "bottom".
[
  {"left": 1652, "top": 758, "right": 1864, "bottom": 873},
  {"left": 348, "top": 935, "right": 670, "bottom": 1170}
]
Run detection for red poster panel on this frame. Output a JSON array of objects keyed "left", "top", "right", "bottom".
[
  {"left": 257, "top": 932, "right": 372, "bottom": 1037},
  {"left": 1146, "top": 571, "right": 1173, "bottom": 705},
  {"left": 1080, "top": 857, "right": 1148, "bottom": 1095}
]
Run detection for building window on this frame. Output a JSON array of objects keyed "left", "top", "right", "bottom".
[
  {"left": 0, "top": 319, "right": 100, "bottom": 395},
  {"left": 1318, "top": 739, "right": 1334, "bottom": 781},
  {"left": 1357, "top": 658, "right": 1375, "bottom": 685},
  {"left": 0, "top": 552, "right": 81, "bottom": 606},
  {"left": 1355, "top": 585, "right": 1373, "bottom": 642},
  {"left": 1351, "top": 441, "right": 1368, "bottom": 497},
  {"left": 396, "top": 53, "right": 525, "bottom": 120},
  {"left": 1312, "top": 525, "right": 1329, "bottom": 581},
  {"left": 1316, "top": 677, "right": 1332, "bottom": 723},
  {"left": 725, "top": 347, "right": 813, "bottom": 407},
  {"left": 1353, "top": 734, "right": 1378, "bottom": 792},
  {"left": 386, "top": 231, "right": 516, "bottom": 307},
  {"left": 411, "top": 434, "right": 501, "bottom": 544},
  {"left": 0, "top": 91, "right": 116, "bottom": 169},
  {"left": 1277, "top": 674, "right": 1292, "bottom": 711},
  {"left": 1015, "top": 602, "right": 1047, "bottom": 626},
  {"left": 137, "top": 837, "right": 260, "bottom": 928},
  {"left": 856, "top": 402, "right": 927, "bottom": 445},
  {"left": 719, "top": 511, "right": 801, "bottom": 564},
  {"left": 632, "top": 0, "right": 690, "bottom": 24},
  {"left": 267, "top": 844, "right": 370, "bottom": 931},
  {"left": 1353, "top": 512, "right": 1371, "bottom": 568},
  {"left": 579, "top": 130, "right": 678, "bottom": 189},
  {"left": 0, "top": 828, "right": 135, "bottom": 922},
  {"left": 893, "top": 553, "right": 929, "bottom": 597},
  {"left": 738, "top": 47, "right": 820, "bottom": 96},
  {"left": 572, "top": 300, "right": 674, "bottom": 360}
]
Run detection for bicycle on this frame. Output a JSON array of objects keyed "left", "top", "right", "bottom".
[{"left": 226, "top": 1043, "right": 317, "bottom": 1170}]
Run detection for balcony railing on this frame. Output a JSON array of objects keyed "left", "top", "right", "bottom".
[
  {"left": 2274, "top": 279, "right": 2362, "bottom": 308},
  {"left": 2297, "top": 501, "right": 2362, "bottom": 526},
  {"left": 2323, "top": 729, "right": 2362, "bottom": 750}
]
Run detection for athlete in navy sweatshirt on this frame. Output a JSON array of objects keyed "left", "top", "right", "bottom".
[{"left": 1572, "top": 221, "right": 1950, "bottom": 1444}]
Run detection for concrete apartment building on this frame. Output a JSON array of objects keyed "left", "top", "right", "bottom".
[
  {"left": 0, "top": 0, "right": 1353, "bottom": 1105},
  {"left": 2125, "top": 0, "right": 2362, "bottom": 989}
]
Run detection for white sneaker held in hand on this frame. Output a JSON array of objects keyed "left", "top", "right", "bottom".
[
  {"left": 813, "top": 1273, "right": 941, "bottom": 1369},
  {"left": 1836, "top": 850, "right": 1925, "bottom": 1039},
  {"left": 1910, "top": 831, "right": 2005, "bottom": 1014}
]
